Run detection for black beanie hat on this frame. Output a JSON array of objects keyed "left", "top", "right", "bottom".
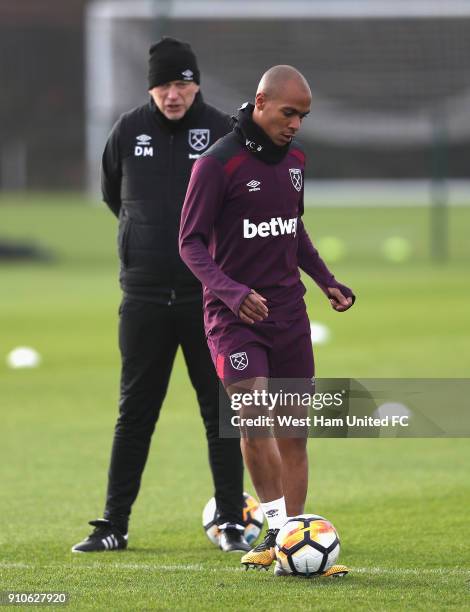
[{"left": 148, "top": 37, "right": 200, "bottom": 89}]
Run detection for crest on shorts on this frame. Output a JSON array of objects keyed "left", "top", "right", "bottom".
[
  {"left": 289, "top": 168, "right": 302, "bottom": 192},
  {"left": 229, "top": 351, "right": 248, "bottom": 371},
  {"left": 189, "top": 129, "right": 210, "bottom": 152}
]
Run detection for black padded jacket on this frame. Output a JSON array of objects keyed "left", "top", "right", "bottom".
[{"left": 101, "top": 93, "right": 232, "bottom": 304}]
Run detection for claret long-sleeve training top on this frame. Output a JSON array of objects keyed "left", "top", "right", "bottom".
[{"left": 179, "top": 105, "right": 354, "bottom": 333}]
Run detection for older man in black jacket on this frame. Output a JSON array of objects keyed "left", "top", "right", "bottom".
[{"left": 72, "top": 38, "right": 248, "bottom": 554}]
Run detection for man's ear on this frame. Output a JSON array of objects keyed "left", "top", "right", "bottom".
[{"left": 255, "top": 91, "right": 266, "bottom": 111}]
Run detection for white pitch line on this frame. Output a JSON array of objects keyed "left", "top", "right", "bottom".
[
  {"left": 0, "top": 562, "right": 469, "bottom": 576},
  {"left": 353, "top": 567, "right": 470, "bottom": 576}
]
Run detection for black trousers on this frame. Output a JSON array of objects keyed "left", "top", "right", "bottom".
[{"left": 103, "top": 297, "right": 244, "bottom": 530}]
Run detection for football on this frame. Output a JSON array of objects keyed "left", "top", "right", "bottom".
[
  {"left": 275, "top": 514, "right": 340, "bottom": 576},
  {"left": 202, "top": 492, "right": 264, "bottom": 546}
]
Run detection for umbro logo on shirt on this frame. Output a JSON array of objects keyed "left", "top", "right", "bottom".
[
  {"left": 134, "top": 134, "right": 154, "bottom": 157},
  {"left": 246, "top": 180, "right": 261, "bottom": 192}
]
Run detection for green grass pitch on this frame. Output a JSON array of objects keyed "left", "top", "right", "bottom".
[{"left": 0, "top": 194, "right": 469, "bottom": 610}]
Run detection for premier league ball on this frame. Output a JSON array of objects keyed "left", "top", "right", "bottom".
[
  {"left": 202, "top": 492, "right": 264, "bottom": 546},
  {"left": 275, "top": 514, "right": 340, "bottom": 576}
]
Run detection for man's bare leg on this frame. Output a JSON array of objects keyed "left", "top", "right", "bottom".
[
  {"left": 277, "top": 437, "right": 308, "bottom": 517},
  {"left": 240, "top": 437, "right": 283, "bottom": 503},
  {"left": 226, "top": 377, "right": 283, "bottom": 504},
  {"left": 227, "top": 376, "right": 286, "bottom": 568}
]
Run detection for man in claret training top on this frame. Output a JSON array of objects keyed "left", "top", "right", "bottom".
[{"left": 179, "top": 65, "right": 355, "bottom": 575}]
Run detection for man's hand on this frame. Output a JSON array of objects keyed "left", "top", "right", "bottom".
[
  {"left": 239, "top": 290, "right": 268, "bottom": 324},
  {"left": 328, "top": 287, "right": 353, "bottom": 312}
]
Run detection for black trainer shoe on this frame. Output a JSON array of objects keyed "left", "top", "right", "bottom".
[
  {"left": 71, "top": 519, "right": 128, "bottom": 553},
  {"left": 241, "top": 528, "right": 279, "bottom": 569},
  {"left": 218, "top": 523, "right": 251, "bottom": 553}
]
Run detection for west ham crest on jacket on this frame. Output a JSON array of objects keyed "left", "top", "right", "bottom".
[
  {"left": 289, "top": 168, "right": 302, "bottom": 192},
  {"left": 189, "top": 129, "right": 210, "bottom": 152}
]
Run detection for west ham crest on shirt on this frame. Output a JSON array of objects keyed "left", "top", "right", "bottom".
[
  {"left": 289, "top": 168, "right": 302, "bottom": 192},
  {"left": 229, "top": 351, "right": 248, "bottom": 371},
  {"left": 189, "top": 129, "right": 210, "bottom": 152}
]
